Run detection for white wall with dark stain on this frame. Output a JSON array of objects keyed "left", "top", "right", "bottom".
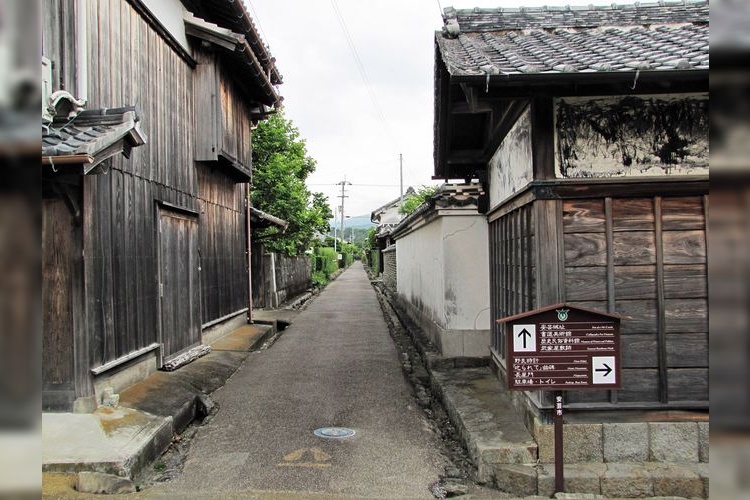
[
  {"left": 395, "top": 210, "right": 490, "bottom": 357},
  {"left": 555, "top": 94, "right": 709, "bottom": 178},
  {"left": 488, "top": 107, "right": 533, "bottom": 211}
]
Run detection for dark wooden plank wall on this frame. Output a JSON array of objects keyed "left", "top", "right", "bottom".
[
  {"left": 82, "top": 0, "right": 198, "bottom": 367},
  {"left": 42, "top": 199, "right": 76, "bottom": 406},
  {"left": 489, "top": 194, "right": 707, "bottom": 408},
  {"left": 42, "top": 0, "right": 78, "bottom": 95},
  {"left": 562, "top": 195, "right": 707, "bottom": 406},
  {"left": 218, "top": 64, "right": 254, "bottom": 168},
  {"left": 158, "top": 209, "right": 201, "bottom": 359},
  {"left": 489, "top": 204, "right": 535, "bottom": 362},
  {"left": 197, "top": 164, "right": 249, "bottom": 324},
  {"left": 251, "top": 242, "right": 267, "bottom": 309},
  {"left": 193, "top": 46, "right": 254, "bottom": 171}
]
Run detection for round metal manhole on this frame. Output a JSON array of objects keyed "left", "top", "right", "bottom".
[{"left": 313, "top": 427, "right": 356, "bottom": 439}]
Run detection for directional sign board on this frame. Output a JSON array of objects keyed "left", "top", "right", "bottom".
[{"left": 498, "top": 304, "right": 621, "bottom": 391}]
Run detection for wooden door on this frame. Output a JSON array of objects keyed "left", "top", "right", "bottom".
[
  {"left": 42, "top": 198, "right": 76, "bottom": 410},
  {"left": 157, "top": 207, "right": 201, "bottom": 363}
]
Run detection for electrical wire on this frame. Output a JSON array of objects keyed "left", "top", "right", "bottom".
[
  {"left": 329, "top": 0, "right": 399, "bottom": 152},
  {"left": 244, "top": 0, "right": 271, "bottom": 48}
]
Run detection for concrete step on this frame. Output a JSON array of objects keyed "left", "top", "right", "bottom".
[
  {"left": 429, "top": 368, "right": 538, "bottom": 483},
  {"left": 493, "top": 462, "right": 709, "bottom": 498},
  {"left": 42, "top": 407, "right": 173, "bottom": 479}
]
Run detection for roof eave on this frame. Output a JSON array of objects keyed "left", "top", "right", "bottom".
[{"left": 448, "top": 68, "right": 709, "bottom": 87}]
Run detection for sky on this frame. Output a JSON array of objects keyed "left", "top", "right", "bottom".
[{"left": 245, "top": 0, "right": 586, "bottom": 217}]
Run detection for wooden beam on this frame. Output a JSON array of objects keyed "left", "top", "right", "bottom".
[
  {"left": 480, "top": 100, "right": 529, "bottom": 164},
  {"left": 531, "top": 96, "right": 555, "bottom": 180},
  {"left": 655, "top": 196, "right": 669, "bottom": 403}
]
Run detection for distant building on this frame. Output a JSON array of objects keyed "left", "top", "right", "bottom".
[{"left": 369, "top": 187, "right": 414, "bottom": 274}]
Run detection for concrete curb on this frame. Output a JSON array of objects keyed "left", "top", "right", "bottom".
[{"left": 43, "top": 323, "right": 274, "bottom": 482}]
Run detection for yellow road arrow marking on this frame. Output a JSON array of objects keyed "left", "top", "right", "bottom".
[{"left": 277, "top": 447, "right": 332, "bottom": 468}]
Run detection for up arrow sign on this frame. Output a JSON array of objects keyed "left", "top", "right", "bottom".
[
  {"left": 518, "top": 328, "right": 532, "bottom": 349},
  {"left": 512, "top": 324, "right": 536, "bottom": 352}
]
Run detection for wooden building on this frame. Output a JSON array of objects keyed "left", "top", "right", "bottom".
[
  {"left": 42, "top": 0, "right": 281, "bottom": 411},
  {"left": 433, "top": 1, "right": 708, "bottom": 416}
]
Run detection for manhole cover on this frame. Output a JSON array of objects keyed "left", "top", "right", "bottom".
[{"left": 313, "top": 427, "right": 356, "bottom": 439}]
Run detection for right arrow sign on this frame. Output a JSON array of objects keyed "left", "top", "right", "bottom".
[{"left": 592, "top": 356, "right": 616, "bottom": 384}]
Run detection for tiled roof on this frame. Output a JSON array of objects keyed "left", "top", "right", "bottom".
[
  {"left": 181, "top": 0, "right": 282, "bottom": 90},
  {"left": 437, "top": 1, "right": 708, "bottom": 77},
  {"left": 42, "top": 107, "right": 146, "bottom": 171}
]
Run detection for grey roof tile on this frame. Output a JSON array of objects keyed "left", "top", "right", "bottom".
[
  {"left": 42, "top": 107, "right": 146, "bottom": 161},
  {"left": 438, "top": 1, "right": 708, "bottom": 77}
]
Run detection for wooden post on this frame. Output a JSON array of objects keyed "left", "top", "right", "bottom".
[
  {"left": 554, "top": 391, "right": 564, "bottom": 494},
  {"left": 246, "top": 184, "right": 253, "bottom": 323}
]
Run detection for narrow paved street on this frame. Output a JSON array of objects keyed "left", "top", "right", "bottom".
[{"left": 150, "top": 262, "right": 445, "bottom": 498}]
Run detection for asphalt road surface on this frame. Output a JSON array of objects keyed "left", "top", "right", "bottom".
[{"left": 151, "top": 262, "right": 445, "bottom": 498}]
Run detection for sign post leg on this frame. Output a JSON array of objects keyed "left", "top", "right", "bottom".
[{"left": 554, "top": 391, "right": 564, "bottom": 494}]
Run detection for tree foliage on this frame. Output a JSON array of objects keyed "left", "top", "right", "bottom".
[
  {"left": 251, "top": 112, "right": 332, "bottom": 255},
  {"left": 398, "top": 185, "right": 439, "bottom": 216}
]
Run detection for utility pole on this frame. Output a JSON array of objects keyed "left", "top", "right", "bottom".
[
  {"left": 336, "top": 177, "right": 351, "bottom": 249},
  {"left": 399, "top": 153, "right": 403, "bottom": 205}
]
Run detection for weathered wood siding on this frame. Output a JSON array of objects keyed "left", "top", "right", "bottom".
[
  {"left": 562, "top": 195, "right": 708, "bottom": 406},
  {"left": 251, "top": 242, "right": 268, "bottom": 309},
  {"left": 274, "top": 253, "right": 312, "bottom": 305},
  {"left": 80, "top": 0, "right": 198, "bottom": 367},
  {"left": 193, "top": 47, "right": 254, "bottom": 175},
  {"left": 158, "top": 208, "right": 201, "bottom": 359},
  {"left": 42, "top": 198, "right": 77, "bottom": 409},
  {"left": 489, "top": 204, "right": 535, "bottom": 361},
  {"left": 490, "top": 193, "right": 708, "bottom": 409},
  {"left": 42, "top": 0, "right": 78, "bottom": 94},
  {"left": 250, "top": 243, "right": 311, "bottom": 309},
  {"left": 197, "top": 164, "right": 249, "bottom": 324}
]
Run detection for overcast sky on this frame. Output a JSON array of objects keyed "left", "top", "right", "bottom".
[{"left": 246, "top": 0, "right": 585, "bottom": 217}]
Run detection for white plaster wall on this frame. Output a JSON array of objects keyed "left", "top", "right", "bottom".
[
  {"left": 441, "top": 214, "right": 490, "bottom": 331},
  {"left": 142, "top": 0, "right": 190, "bottom": 52},
  {"left": 379, "top": 205, "right": 403, "bottom": 225},
  {"left": 488, "top": 107, "right": 533, "bottom": 211},
  {"left": 396, "top": 218, "right": 445, "bottom": 327}
]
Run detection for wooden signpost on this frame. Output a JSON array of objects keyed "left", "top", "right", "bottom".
[{"left": 497, "top": 303, "right": 622, "bottom": 494}]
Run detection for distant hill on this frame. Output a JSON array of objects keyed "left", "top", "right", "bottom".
[{"left": 329, "top": 214, "right": 375, "bottom": 229}]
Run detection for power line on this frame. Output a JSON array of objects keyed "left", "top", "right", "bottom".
[
  {"left": 308, "top": 183, "right": 400, "bottom": 187},
  {"left": 329, "top": 0, "right": 399, "bottom": 151},
  {"left": 244, "top": 0, "right": 271, "bottom": 48}
]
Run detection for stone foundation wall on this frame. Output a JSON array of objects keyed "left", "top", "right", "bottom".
[
  {"left": 395, "top": 292, "right": 490, "bottom": 359},
  {"left": 532, "top": 420, "right": 709, "bottom": 464}
]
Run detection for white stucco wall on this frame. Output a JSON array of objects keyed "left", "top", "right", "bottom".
[
  {"left": 488, "top": 107, "right": 533, "bottom": 211},
  {"left": 396, "top": 218, "right": 444, "bottom": 327},
  {"left": 142, "top": 0, "right": 190, "bottom": 52},
  {"left": 378, "top": 205, "right": 403, "bottom": 225},
  {"left": 395, "top": 210, "right": 490, "bottom": 357},
  {"left": 441, "top": 215, "right": 490, "bottom": 331}
]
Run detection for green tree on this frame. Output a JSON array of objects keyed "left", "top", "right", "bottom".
[
  {"left": 251, "top": 112, "right": 332, "bottom": 255},
  {"left": 399, "top": 185, "right": 439, "bottom": 216}
]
